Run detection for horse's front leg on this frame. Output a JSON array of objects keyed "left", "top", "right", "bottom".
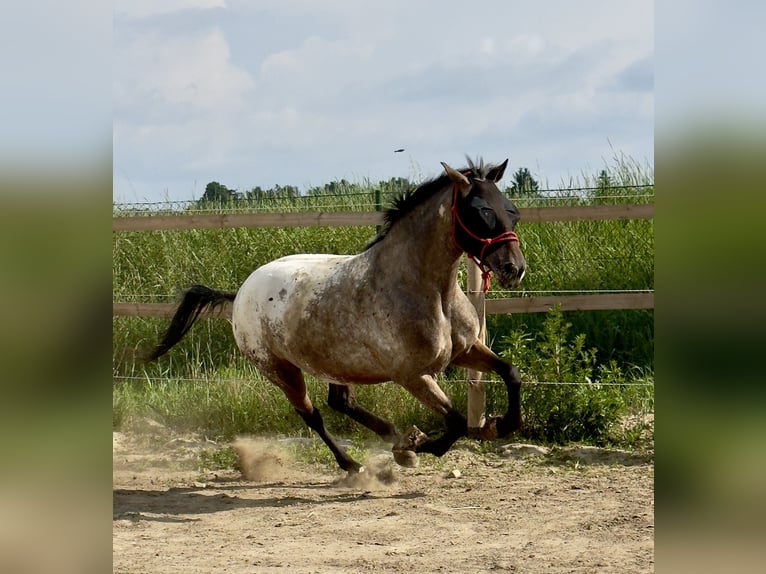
[
  {"left": 393, "top": 375, "right": 467, "bottom": 466},
  {"left": 451, "top": 342, "right": 522, "bottom": 440}
]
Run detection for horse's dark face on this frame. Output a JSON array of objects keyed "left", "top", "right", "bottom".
[{"left": 446, "top": 160, "right": 527, "bottom": 289}]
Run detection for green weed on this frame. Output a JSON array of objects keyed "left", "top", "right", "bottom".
[
  {"left": 198, "top": 445, "right": 238, "bottom": 471},
  {"left": 501, "top": 306, "right": 653, "bottom": 447}
]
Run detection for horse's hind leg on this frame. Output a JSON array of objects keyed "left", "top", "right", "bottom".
[
  {"left": 327, "top": 384, "right": 401, "bottom": 444},
  {"left": 451, "top": 342, "right": 522, "bottom": 439},
  {"left": 267, "top": 361, "right": 364, "bottom": 473}
]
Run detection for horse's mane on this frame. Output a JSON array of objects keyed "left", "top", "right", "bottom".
[{"left": 366, "top": 157, "right": 495, "bottom": 249}]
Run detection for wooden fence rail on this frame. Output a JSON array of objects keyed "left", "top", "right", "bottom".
[
  {"left": 113, "top": 203, "right": 653, "bottom": 232},
  {"left": 112, "top": 291, "right": 653, "bottom": 320}
]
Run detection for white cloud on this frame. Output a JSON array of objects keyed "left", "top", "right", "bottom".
[
  {"left": 114, "top": 0, "right": 225, "bottom": 20},
  {"left": 508, "top": 34, "right": 547, "bottom": 60},
  {"left": 115, "top": 26, "right": 254, "bottom": 114},
  {"left": 113, "top": 23, "right": 257, "bottom": 191}
]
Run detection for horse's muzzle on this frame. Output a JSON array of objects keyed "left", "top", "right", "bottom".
[{"left": 495, "top": 261, "right": 526, "bottom": 289}]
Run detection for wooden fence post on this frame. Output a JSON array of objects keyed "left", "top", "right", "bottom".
[{"left": 465, "top": 258, "right": 486, "bottom": 432}]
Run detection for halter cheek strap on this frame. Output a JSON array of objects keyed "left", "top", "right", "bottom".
[{"left": 450, "top": 182, "right": 519, "bottom": 293}]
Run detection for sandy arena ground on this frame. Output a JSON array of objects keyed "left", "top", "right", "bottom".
[{"left": 113, "top": 423, "right": 654, "bottom": 573}]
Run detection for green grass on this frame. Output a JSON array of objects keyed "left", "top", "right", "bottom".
[
  {"left": 113, "top": 307, "right": 653, "bottom": 450},
  {"left": 197, "top": 444, "right": 239, "bottom": 470}
]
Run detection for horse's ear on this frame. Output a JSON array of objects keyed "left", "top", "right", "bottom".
[
  {"left": 441, "top": 162, "right": 471, "bottom": 195},
  {"left": 487, "top": 159, "right": 509, "bottom": 183}
]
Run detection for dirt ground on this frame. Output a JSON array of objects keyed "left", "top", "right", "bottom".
[{"left": 113, "top": 424, "right": 654, "bottom": 573}]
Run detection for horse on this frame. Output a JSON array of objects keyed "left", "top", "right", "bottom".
[{"left": 148, "top": 158, "right": 527, "bottom": 473}]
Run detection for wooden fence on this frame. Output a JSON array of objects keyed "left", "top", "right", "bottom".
[
  {"left": 112, "top": 203, "right": 652, "bottom": 232},
  {"left": 113, "top": 203, "right": 653, "bottom": 429},
  {"left": 112, "top": 291, "right": 653, "bottom": 319}
]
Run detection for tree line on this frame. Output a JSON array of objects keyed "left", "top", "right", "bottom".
[{"left": 197, "top": 167, "right": 620, "bottom": 208}]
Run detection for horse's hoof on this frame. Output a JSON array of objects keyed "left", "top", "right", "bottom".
[
  {"left": 399, "top": 425, "right": 428, "bottom": 449},
  {"left": 468, "top": 424, "right": 497, "bottom": 441},
  {"left": 468, "top": 417, "right": 500, "bottom": 440},
  {"left": 391, "top": 425, "right": 427, "bottom": 467},
  {"left": 392, "top": 448, "right": 419, "bottom": 468},
  {"left": 494, "top": 413, "right": 522, "bottom": 437}
]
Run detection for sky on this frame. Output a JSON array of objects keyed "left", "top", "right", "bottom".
[{"left": 112, "top": 0, "right": 654, "bottom": 203}]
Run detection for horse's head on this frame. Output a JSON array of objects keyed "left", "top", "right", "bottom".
[{"left": 443, "top": 160, "right": 526, "bottom": 289}]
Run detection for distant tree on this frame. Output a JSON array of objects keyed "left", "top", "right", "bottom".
[
  {"left": 245, "top": 186, "right": 267, "bottom": 201},
  {"left": 306, "top": 179, "right": 358, "bottom": 197},
  {"left": 509, "top": 167, "right": 540, "bottom": 197},
  {"left": 200, "top": 181, "right": 237, "bottom": 203},
  {"left": 379, "top": 176, "right": 411, "bottom": 195},
  {"left": 273, "top": 184, "right": 300, "bottom": 199}
]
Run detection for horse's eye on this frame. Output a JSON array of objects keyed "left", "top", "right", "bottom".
[{"left": 480, "top": 207, "right": 496, "bottom": 228}]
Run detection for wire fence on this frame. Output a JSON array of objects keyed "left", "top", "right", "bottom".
[
  {"left": 112, "top": 375, "right": 654, "bottom": 387},
  {"left": 113, "top": 183, "right": 654, "bottom": 216},
  {"left": 113, "top": 288, "right": 654, "bottom": 304}
]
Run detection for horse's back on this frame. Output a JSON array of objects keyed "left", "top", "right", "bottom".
[
  {"left": 232, "top": 253, "right": 354, "bottom": 324},
  {"left": 237, "top": 253, "right": 352, "bottom": 298},
  {"left": 230, "top": 253, "right": 363, "bottom": 371}
]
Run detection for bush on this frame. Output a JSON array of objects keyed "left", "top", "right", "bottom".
[{"left": 501, "top": 306, "right": 653, "bottom": 446}]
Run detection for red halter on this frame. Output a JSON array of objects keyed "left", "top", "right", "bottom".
[{"left": 450, "top": 181, "right": 519, "bottom": 293}]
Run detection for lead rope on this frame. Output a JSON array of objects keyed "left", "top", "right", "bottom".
[{"left": 450, "top": 182, "right": 519, "bottom": 294}]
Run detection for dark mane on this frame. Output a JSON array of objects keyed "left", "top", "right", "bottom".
[{"left": 367, "top": 157, "right": 495, "bottom": 248}]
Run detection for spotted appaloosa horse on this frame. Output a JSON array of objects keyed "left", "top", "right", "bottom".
[{"left": 148, "top": 158, "right": 526, "bottom": 473}]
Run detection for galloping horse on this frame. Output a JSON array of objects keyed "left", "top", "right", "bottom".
[{"left": 148, "top": 158, "right": 526, "bottom": 472}]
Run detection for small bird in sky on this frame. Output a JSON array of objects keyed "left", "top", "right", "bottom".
[{"left": 394, "top": 148, "right": 405, "bottom": 153}]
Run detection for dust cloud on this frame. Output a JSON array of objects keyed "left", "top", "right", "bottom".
[{"left": 231, "top": 437, "right": 293, "bottom": 482}]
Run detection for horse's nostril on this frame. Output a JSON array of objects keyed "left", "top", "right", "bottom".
[{"left": 501, "top": 262, "right": 526, "bottom": 283}]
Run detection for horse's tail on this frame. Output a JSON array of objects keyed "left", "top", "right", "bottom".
[{"left": 144, "top": 285, "right": 237, "bottom": 361}]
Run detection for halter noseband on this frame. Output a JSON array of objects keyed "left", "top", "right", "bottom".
[{"left": 450, "top": 180, "right": 519, "bottom": 293}]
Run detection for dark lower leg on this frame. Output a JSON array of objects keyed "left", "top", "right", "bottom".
[
  {"left": 268, "top": 361, "right": 363, "bottom": 473},
  {"left": 497, "top": 366, "right": 522, "bottom": 435},
  {"left": 327, "top": 384, "right": 401, "bottom": 444},
  {"left": 297, "top": 407, "right": 363, "bottom": 473},
  {"left": 395, "top": 376, "right": 467, "bottom": 458},
  {"left": 452, "top": 343, "right": 522, "bottom": 437},
  {"left": 415, "top": 409, "right": 467, "bottom": 456}
]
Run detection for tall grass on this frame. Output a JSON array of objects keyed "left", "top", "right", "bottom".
[{"left": 113, "top": 307, "right": 653, "bottom": 449}]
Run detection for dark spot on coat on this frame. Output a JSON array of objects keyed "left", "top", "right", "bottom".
[{"left": 278, "top": 288, "right": 287, "bottom": 301}]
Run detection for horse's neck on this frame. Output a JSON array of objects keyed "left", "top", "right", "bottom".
[{"left": 373, "top": 189, "right": 462, "bottom": 295}]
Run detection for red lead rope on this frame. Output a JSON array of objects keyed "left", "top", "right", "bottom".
[{"left": 450, "top": 182, "right": 519, "bottom": 293}]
